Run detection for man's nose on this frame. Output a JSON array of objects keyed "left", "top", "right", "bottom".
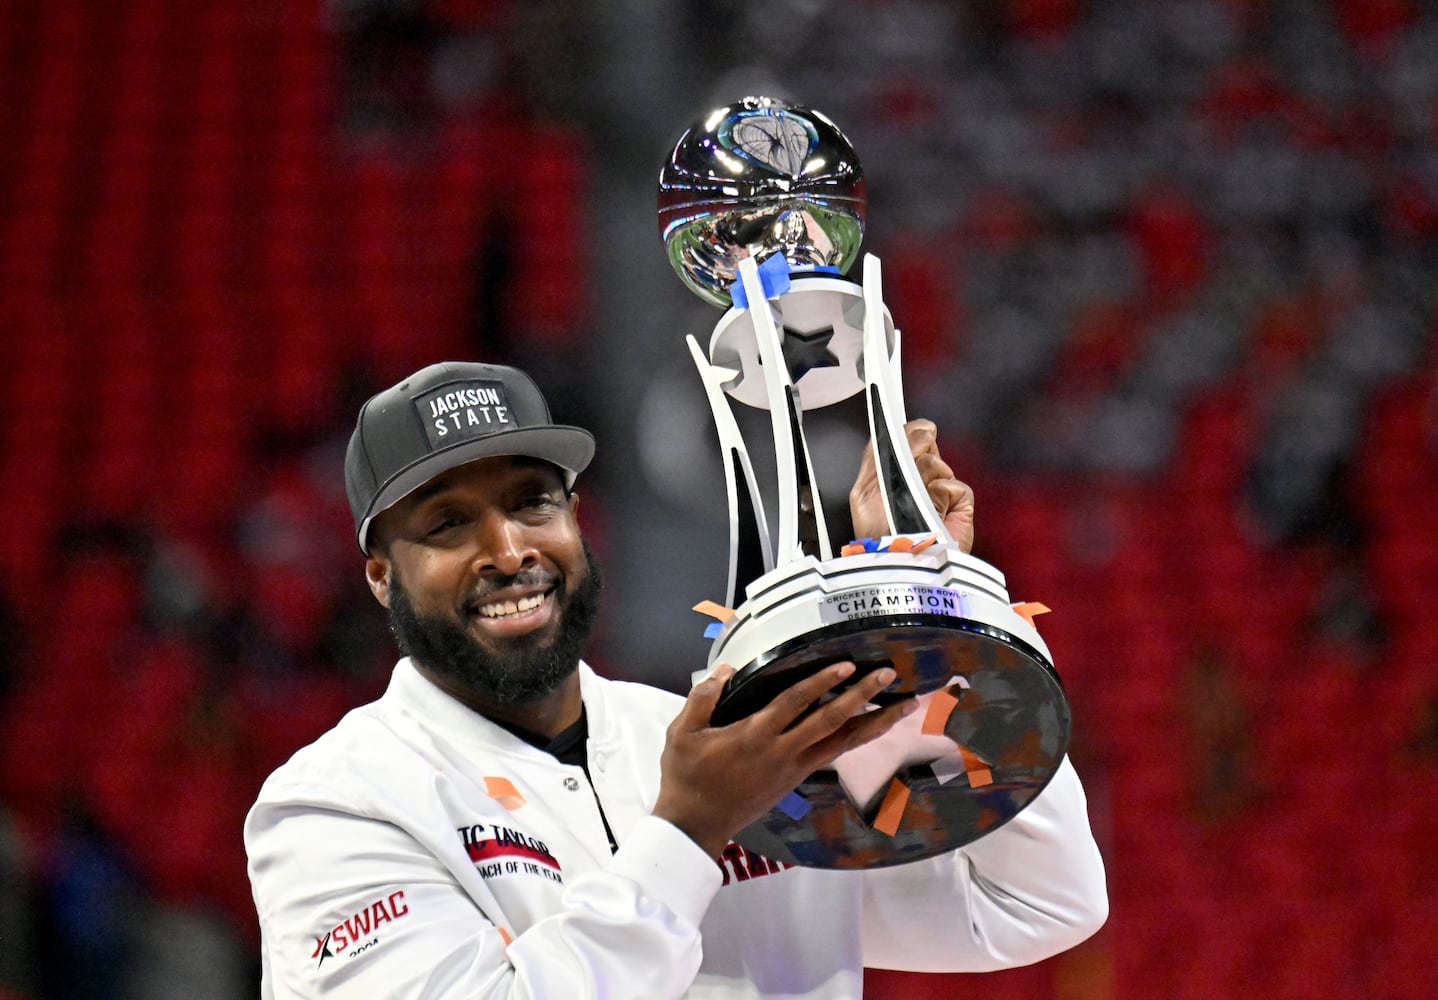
[{"left": 472, "top": 514, "right": 536, "bottom": 577}]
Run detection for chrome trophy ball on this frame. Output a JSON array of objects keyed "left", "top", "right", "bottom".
[{"left": 658, "top": 96, "right": 867, "bottom": 309}]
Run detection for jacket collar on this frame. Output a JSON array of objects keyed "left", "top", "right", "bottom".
[{"left": 386, "top": 656, "right": 611, "bottom": 759}]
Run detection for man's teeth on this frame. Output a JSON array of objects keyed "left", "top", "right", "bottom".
[{"left": 477, "top": 593, "right": 547, "bottom": 619}]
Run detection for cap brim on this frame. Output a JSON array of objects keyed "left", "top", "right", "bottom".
[{"left": 356, "top": 425, "right": 595, "bottom": 551}]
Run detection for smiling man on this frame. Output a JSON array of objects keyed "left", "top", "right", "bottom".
[
  {"left": 373, "top": 456, "right": 603, "bottom": 727},
  {"left": 244, "top": 360, "right": 1107, "bottom": 999}
]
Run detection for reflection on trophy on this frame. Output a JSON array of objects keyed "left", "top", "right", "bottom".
[{"left": 658, "top": 96, "right": 1072, "bottom": 869}]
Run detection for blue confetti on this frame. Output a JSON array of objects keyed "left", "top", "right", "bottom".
[
  {"left": 729, "top": 253, "right": 793, "bottom": 308},
  {"left": 704, "top": 622, "right": 724, "bottom": 639},
  {"left": 778, "top": 791, "right": 812, "bottom": 820}
]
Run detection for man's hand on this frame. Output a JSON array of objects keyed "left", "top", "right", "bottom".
[
  {"left": 849, "top": 419, "right": 975, "bottom": 552},
  {"left": 653, "top": 662, "right": 918, "bottom": 859}
]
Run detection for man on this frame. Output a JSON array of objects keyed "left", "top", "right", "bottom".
[{"left": 245, "top": 360, "right": 1107, "bottom": 999}]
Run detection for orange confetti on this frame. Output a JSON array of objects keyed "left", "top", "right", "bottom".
[
  {"left": 922, "top": 687, "right": 961, "bottom": 736},
  {"left": 1011, "top": 602, "right": 1052, "bottom": 628},
  {"left": 887, "top": 536, "right": 915, "bottom": 552},
  {"left": 484, "top": 776, "right": 526, "bottom": 811},
  {"left": 840, "top": 543, "right": 868, "bottom": 557},
  {"left": 872, "top": 777, "right": 910, "bottom": 836},
  {"left": 498, "top": 927, "right": 513, "bottom": 947},
  {"left": 911, "top": 536, "right": 939, "bottom": 552},
  {"left": 958, "top": 746, "right": 994, "bottom": 788},
  {"left": 692, "top": 600, "right": 736, "bottom": 622}
]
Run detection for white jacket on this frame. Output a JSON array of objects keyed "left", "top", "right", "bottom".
[{"left": 246, "top": 659, "right": 1107, "bottom": 999}]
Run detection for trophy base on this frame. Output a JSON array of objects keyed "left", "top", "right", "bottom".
[{"left": 704, "top": 541, "right": 1070, "bottom": 869}]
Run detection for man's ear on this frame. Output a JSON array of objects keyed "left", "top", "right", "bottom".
[{"left": 365, "top": 554, "right": 392, "bottom": 609}]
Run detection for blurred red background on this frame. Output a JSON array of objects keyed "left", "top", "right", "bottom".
[{"left": 0, "top": 2, "right": 1434, "bottom": 997}]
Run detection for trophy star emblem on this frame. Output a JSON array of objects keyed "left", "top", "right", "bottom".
[
  {"left": 778, "top": 324, "right": 841, "bottom": 383},
  {"left": 731, "top": 114, "right": 814, "bottom": 176}
]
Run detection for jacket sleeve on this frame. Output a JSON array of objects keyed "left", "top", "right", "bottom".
[
  {"left": 246, "top": 792, "right": 722, "bottom": 1000},
  {"left": 858, "top": 756, "right": 1108, "bottom": 972}
]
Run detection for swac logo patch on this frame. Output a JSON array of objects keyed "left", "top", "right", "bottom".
[
  {"left": 311, "top": 891, "right": 410, "bottom": 968},
  {"left": 311, "top": 932, "right": 333, "bottom": 967}
]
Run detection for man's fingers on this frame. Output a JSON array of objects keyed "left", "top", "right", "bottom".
[
  {"left": 804, "top": 696, "right": 920, "bottom": 769},
  {"left": 905, "top": 419, "right": 939, "bottom": 460},
  {"left": 914, "top": 450, "right": 954, "bottom": 486},
  {"left": 925, "top": 474, "right": 972, "bottom": 520},
  {"left": 810, "top": 666, "right": 897, "bottom": 729},
  {"left": 674, "top": 663, "right": 735, "bottom": 731},
  {"left": 911, "top": 449, "right": 975, "bottom": 552},
  {"left": 852, "top": 420, "right": 950, "bottom": 540},
  {"left": 855, "top": 420, "right": 939, "bottom": 489},
  {"left": 855, "top": 435, "right": 878, "bottom": 481},
  {"left": 779, "top": 665, "right": 898, "bottom": 746},
  {"left": 937, "top": 477, "right": 976, "bottom": 553},
  {"left": 760, "top": 661, "right": 858, "bottom": 733}
]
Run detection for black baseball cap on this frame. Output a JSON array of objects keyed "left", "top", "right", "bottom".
[{"left": 345, "top": 361, "right": 595, "bottom": 552}]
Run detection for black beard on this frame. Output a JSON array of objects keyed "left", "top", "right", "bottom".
[{"left": 387, "top": 544, "right": 603, "bottom": 705}]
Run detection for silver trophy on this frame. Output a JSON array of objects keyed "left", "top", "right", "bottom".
[{"left": 659, "top": 97, "right": 1070, "bottom": 869}]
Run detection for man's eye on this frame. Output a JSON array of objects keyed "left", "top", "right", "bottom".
[
  {"left": 426, "top": 516, "right": 465, "bottom": 537},
  {"left": 517, "top": 493, "right": 562, "bottom": 512}
]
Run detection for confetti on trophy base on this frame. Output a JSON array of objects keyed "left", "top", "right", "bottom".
[{"left": 696, "top": 537, "right": 1068, "bottom": 869}]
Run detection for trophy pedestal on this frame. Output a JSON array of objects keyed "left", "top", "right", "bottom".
[{"left": 702, "top": 537, "right": 1070, "bottom": 870}]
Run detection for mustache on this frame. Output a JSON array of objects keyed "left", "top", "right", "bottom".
[{"left": 461, "top": 568, "right": 561, "bottom": 611}]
